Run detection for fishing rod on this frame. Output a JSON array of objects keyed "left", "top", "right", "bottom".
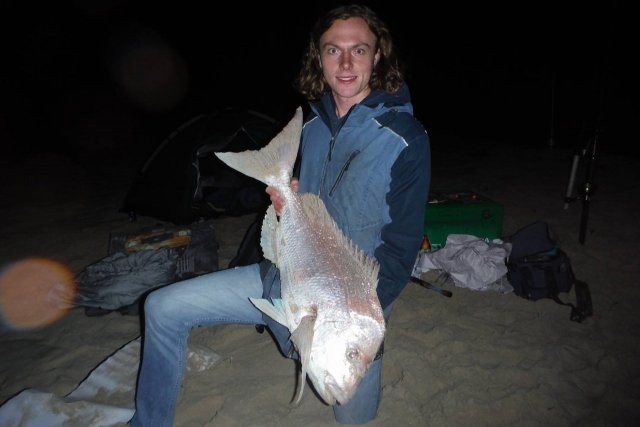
[
  {"left": 578, "top": 128, "right": 599, "bottom": 244},
  {"left": 563, "top": 119, "right": 601, "bottom": 245}
]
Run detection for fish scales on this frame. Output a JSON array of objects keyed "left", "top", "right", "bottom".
[{"left": 215, "top": 107, "right": 385, "bottom": 406}]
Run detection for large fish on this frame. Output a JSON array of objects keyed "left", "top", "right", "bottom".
[{"left": 215, "top": 107, "right": 385, "bottom": 406}]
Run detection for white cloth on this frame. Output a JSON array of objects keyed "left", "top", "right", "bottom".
[
  {"left": 0, "top": 338, "right": 139, "bottom": 427},
  {"left": 0, "top": 337, "right": 221, "bottom": 426},
  {"left": 414, "top": 234, "right": 512, "bottom": 291}
]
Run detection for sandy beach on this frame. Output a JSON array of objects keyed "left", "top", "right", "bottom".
[
  {"left": 1, "top": 131, "right": 639, "bottom": 426},
  {"left": 2, "top": 0, "right": 639, "bottom": 424}
]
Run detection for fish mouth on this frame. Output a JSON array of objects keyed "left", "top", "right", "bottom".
[{"left": 323, "top": 375, "right": 357, "bottom": 406}]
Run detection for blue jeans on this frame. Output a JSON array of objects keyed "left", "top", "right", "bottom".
[{"left": 130, "top": 264, "right": 386, "bottom": 426}]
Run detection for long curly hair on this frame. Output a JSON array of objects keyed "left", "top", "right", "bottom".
[{"left": 296, "top": 4, "right": 404, "bottom": 101}]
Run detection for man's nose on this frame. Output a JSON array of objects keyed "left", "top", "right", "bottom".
[{"left": 339, "top": 52, "right": 352, "bottom": 69}]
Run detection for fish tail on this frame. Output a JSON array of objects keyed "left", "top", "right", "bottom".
[{"left": 215, "top": 107, "right": 302, "bottom": 186}]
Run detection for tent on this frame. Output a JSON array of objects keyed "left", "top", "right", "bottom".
[{"left": 122, "top": 108, "right": 282, "bottom": 224}]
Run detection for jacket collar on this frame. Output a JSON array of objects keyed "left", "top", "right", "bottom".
[{"left": 310, "top": 84, "right": 412, "bottom": 129}]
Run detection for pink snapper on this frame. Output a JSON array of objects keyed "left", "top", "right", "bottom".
[{"left": 215, "top": 107, "right": 385, "bottom": 405}]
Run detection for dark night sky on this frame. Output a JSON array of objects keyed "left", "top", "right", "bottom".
[{"left": 1, "top": 0, "right": 637, "bottom": 160}]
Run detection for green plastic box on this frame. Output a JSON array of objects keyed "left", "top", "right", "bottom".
[{"left": 423, "top": 191, "right": 503, "bottom": 250}]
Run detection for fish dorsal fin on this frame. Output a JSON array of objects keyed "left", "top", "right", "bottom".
[
  {"left": 260, "top": 205, "right": 279, "bottom": 265},
  {"left": 299, "top": 193, "right": 380, "bottom": 288},
  {"left": 214, "top": 107, "right": 303, "bottom": 186},
  {"left": 290, "top": 315, "right": 315, "bottom": 405},
  {"left": 249, "top": 297, "right": 288, "bottom": 327}
]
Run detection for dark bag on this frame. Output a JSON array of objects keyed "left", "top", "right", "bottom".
[
  {"left": 508, "top": 247, "right": 574, "bottom": 300},
  {"left": 228, "top": 212, "right": 265, "bottom": 268},
  {"left": 506, "top": 221, "right": 593, "bottom": 322}
]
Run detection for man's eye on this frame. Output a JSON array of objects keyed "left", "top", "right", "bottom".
[
  {"left": 327, "top": 47, "right": 339, "bottom": 55},
  {"left": 353, "top": 48, "right": 366, "bottom": 55}
]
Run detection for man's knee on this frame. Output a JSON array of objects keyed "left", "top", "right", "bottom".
[{"left": 143, "top": 287, "right": 178, "bottom": 327}]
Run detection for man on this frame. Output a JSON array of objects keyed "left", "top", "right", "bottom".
[{"left": 131, "top": 5, "right": 429, "bottom": 426}]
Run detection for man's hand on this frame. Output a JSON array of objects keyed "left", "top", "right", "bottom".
[{"left": 266, "top": 179, "right": 299, "bottom": 215}]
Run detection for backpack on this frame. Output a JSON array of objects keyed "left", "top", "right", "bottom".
[{"left": 506, "top": 221, "right": 593, "bottom": 322}]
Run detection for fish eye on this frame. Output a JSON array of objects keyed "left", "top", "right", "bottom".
[{"left": 346, "top": 348, "right": 359, "bottom": 361}]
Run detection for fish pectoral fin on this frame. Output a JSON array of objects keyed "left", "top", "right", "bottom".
[
  {"left": 290, "top": 315, "right": 316, "bottom": 405},
  {"left": 249, "top": 298, "right": 287, "bottom": 326}
]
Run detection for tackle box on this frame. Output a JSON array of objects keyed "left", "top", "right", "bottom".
[{"left": 423, "top": 191, "right": 503, "bottom": 250}]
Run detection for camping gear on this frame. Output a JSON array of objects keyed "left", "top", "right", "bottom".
[
  {"left": 414, "top": 234, "right": 512, "bottom": 292},
  {"left": 506, "top": 221, "right": 593, "bottom": 322},
  {"left": 424, "top": 191, "right": 503, "bottom": 250},
  {"left": 76, "top": 220, "right": 219, "bottom": 315},
  {"left": 122, "top": 108, "right": 283, "bottom": 225},
  {"left": 228, "top": 211, "right": 265, "bottom": 269}
]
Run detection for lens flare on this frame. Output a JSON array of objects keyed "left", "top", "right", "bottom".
[{"left": 0, "top": 258, "right": 76, "bottom": 332}]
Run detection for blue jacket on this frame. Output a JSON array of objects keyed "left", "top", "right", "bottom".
[
  {"left": 299, "top": 84, "right": 431, "bottom": 309},
  {"left": 261, "top": 85, "right": 430, "bottom": 357}
]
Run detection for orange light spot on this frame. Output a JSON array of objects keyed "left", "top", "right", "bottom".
[{"left": 0, "top": 258, "right": 76, "bottom": 330}]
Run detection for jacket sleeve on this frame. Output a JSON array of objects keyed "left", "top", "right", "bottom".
[{"left": 374, "top": 130, "right": 431, "bottom": 309}]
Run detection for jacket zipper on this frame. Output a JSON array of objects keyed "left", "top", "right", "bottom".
[
  {"left": 328, "top": 135, "right": 336, "bottom": 161},
  {"left": 329, "top": 150, "right": 360, "bottom": 196},
  {"left": 319, "top": 105, "right": 353, "bottom": 196}
]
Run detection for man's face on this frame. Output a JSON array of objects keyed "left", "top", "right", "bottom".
[{"left": 319, "top": 17, "right": 380, "bottom": 113}]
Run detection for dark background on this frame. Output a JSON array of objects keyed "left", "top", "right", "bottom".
[{"left": 1, "top": 0, "right": 636, "bottom": 163}]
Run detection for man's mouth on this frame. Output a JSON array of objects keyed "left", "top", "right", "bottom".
[{"left": 337, "top": 76, "right": 356, "bottom": 83}]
